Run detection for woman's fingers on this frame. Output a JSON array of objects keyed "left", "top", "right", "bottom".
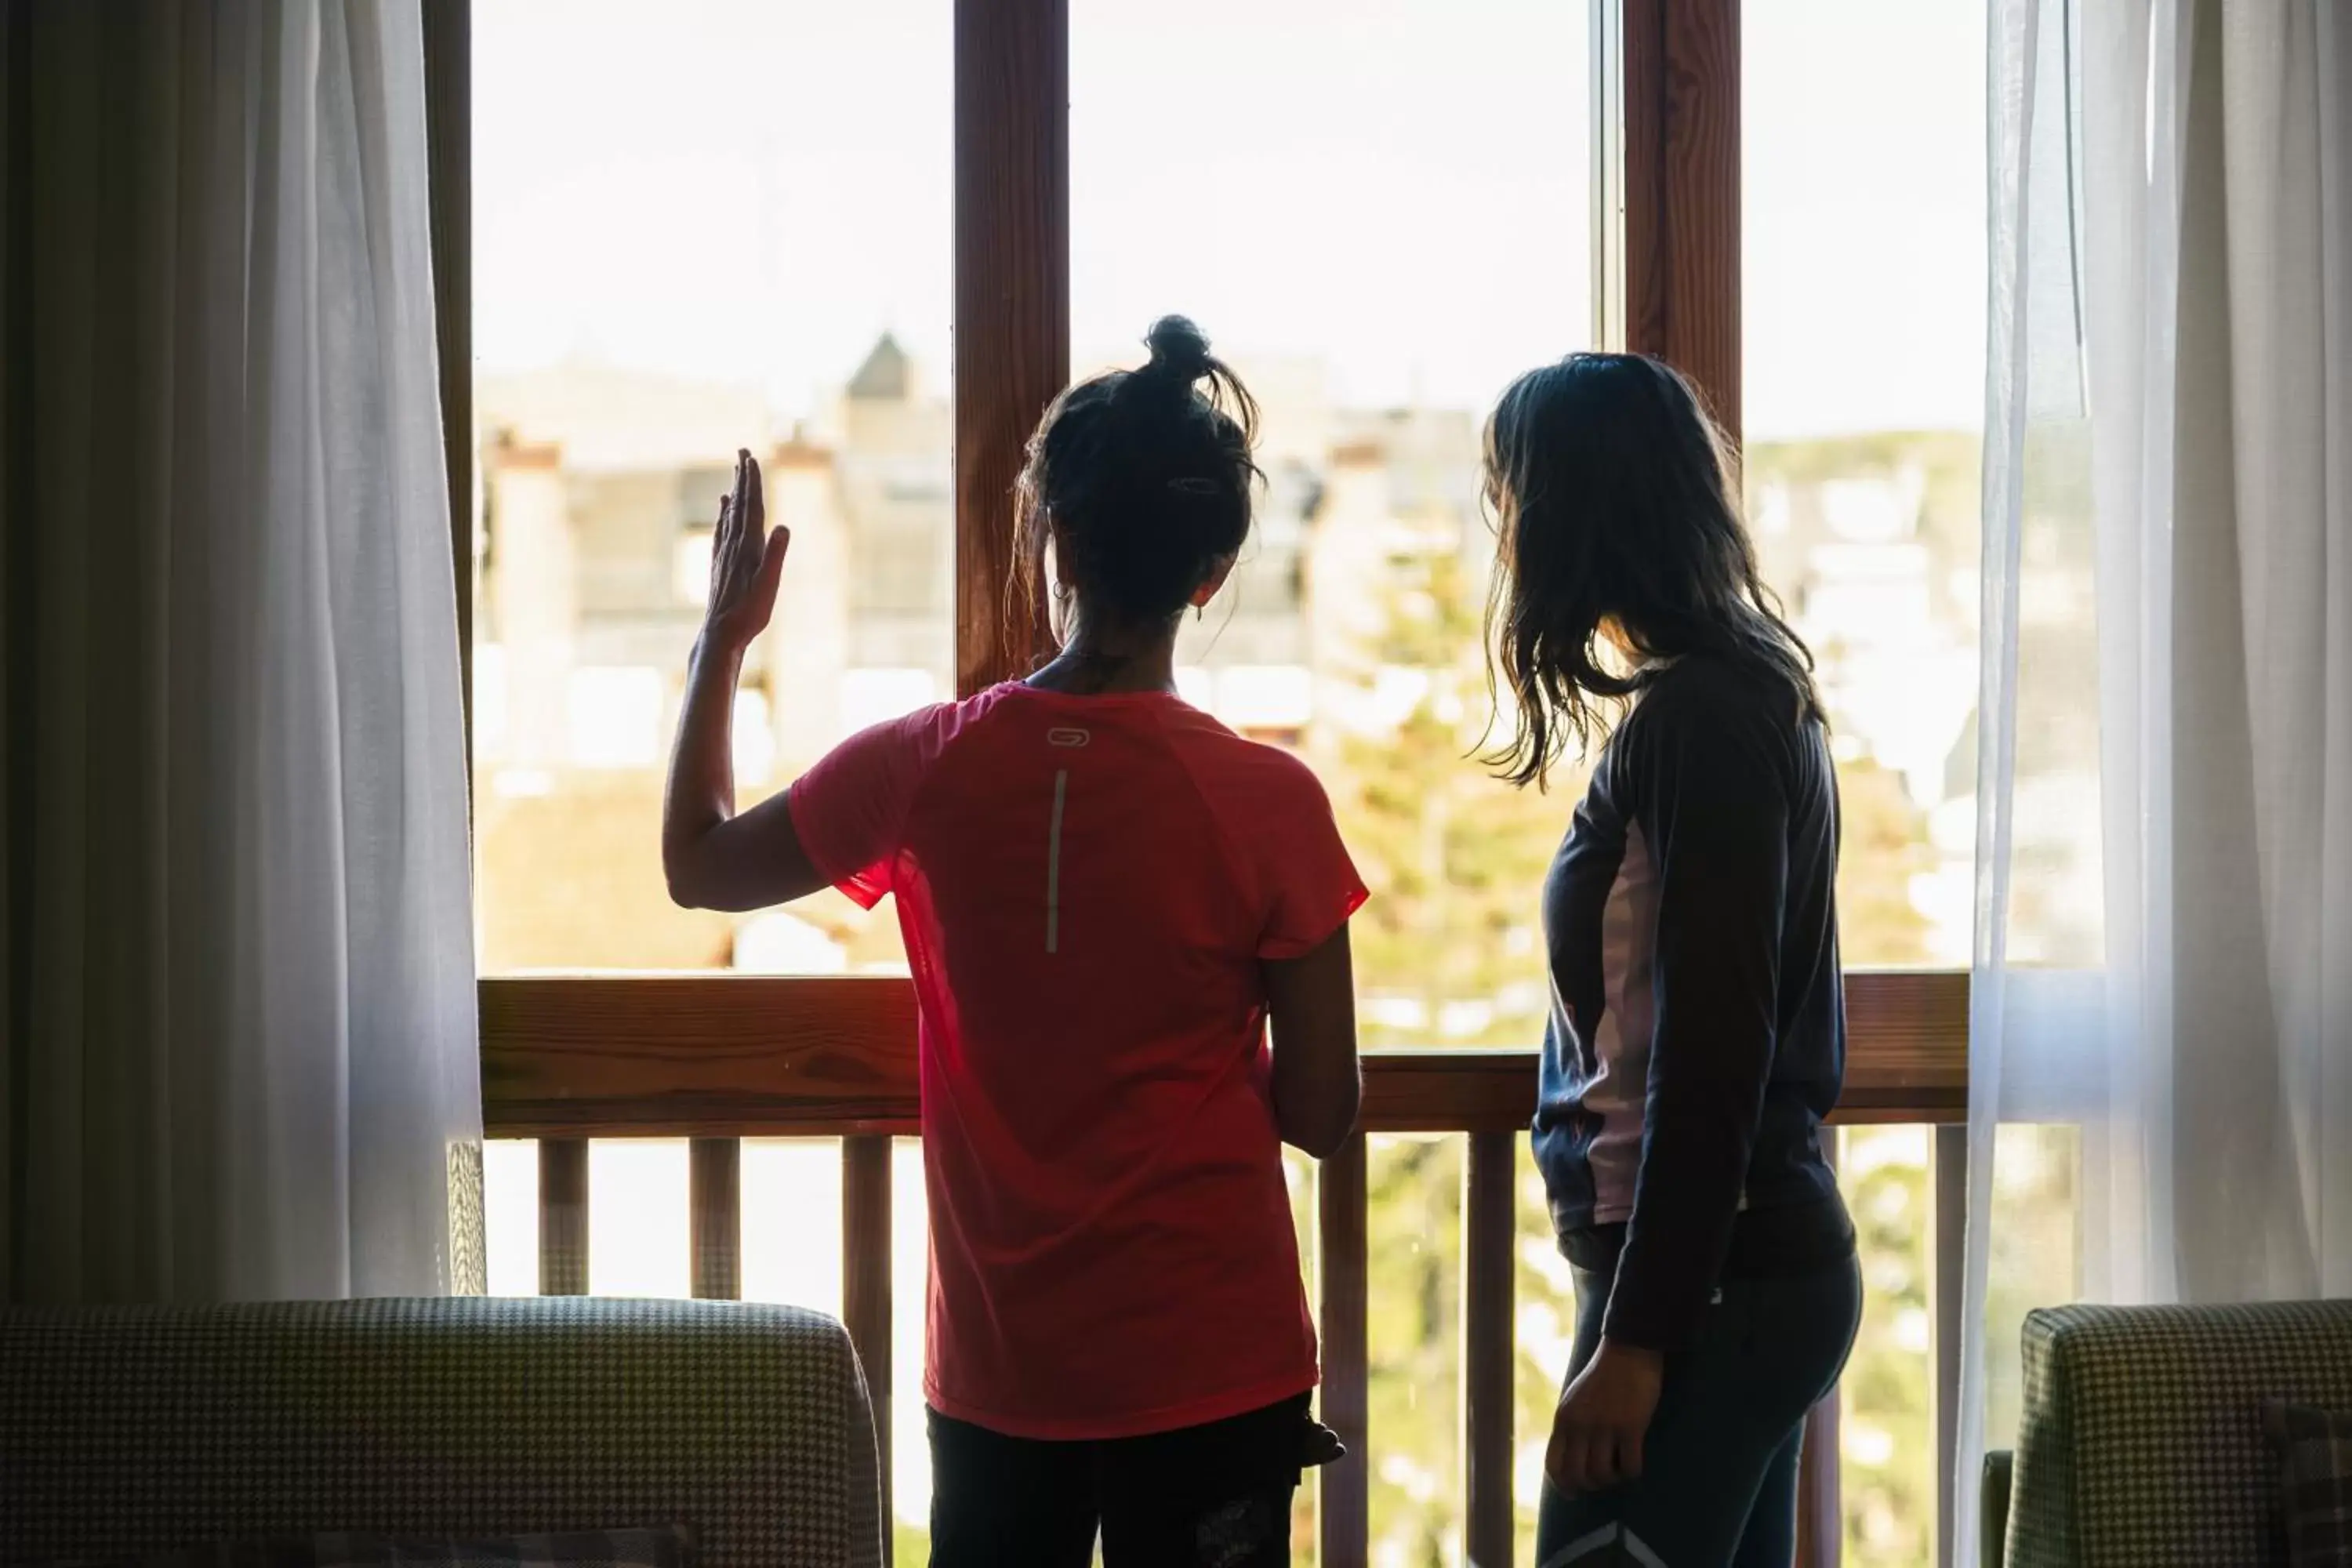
[
  {"left": 713, "top": 452, "right": 768, "bottom": 609},
  {"left": 733, "top": 454, "right": 766, "bottom": 597},
  {"left": 711, "top": 495, "right": 740, "bottom": 608},
  {"left": 1547, "top": 1417, "right": 1643, "bottom": 1496},
  {"left": 755, "top": 524, "right": 789, "bottom": 601},
  {"left": 1571, "top": 1429, "right": 1606, "bottom": 1491},
  {"left": 743, "top": 521, "right": 790, "bottom": 630},
  {"left": 1548, "top": 1419, "right": 1592, "bottom": 1494},
  {"left": 702, "top": 452, "right": 775, "bottom": 641},
  {"left": 710, "top": 493, "right": 728, "bottom": 580},
  {"left": 1583, "top": 1429, "right": 1620, "bottom": 1490}
]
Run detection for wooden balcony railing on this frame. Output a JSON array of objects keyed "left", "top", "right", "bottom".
[{"left": 481, "top": 970, "right": 1968, "bottom": 1568}]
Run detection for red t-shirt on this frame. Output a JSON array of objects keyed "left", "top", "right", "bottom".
[{"left": 787, "top": 683, "right": 1367, "bottom": 1439}]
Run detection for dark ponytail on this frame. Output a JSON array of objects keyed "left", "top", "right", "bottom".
[{"left": 1011, "top": 316, "right": 1262, "bottom": 643}]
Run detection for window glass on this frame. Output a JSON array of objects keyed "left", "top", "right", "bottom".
[
  {"left": 1744, "top": 8, "right": 2010, "bottom": 1557},
  {"left": 1073, "top": 5, "right": 1594, "bottom": 1554},
  {"left": 1744, "top": 0, "right": 1988, "bottom": 970},
  {"left": 471, "top": 0, "right": 950, "bottom": 975},
  {"left": 1073, "top": 0, "right": 1593, "bottom": 1058}
]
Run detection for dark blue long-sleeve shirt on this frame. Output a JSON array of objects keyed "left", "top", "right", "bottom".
[{"left": 1531, "top": 652, "right": 1853, "bottom": 1352}]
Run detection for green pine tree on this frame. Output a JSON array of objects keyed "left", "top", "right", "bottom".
[{"left": 1331, "top": 549, "right": 1566, "bottom": 1054}]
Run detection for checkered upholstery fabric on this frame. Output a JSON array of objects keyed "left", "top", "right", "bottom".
[
  {"left": 0, "top": 1299, "right": 881, "bottom": 1568},
  {"left": 2269, "top": 1402, "right": 2352, "bottom": 1567},
  {"left": 78, "top": 1526, "right": 698, "bottom": 1568},
  {"left": 1983, "top": 1450, "right": 2015, "bottom": 1568},
  {"left": 2004, "top": 1300, "right": 2352, "bottom": 1568}
]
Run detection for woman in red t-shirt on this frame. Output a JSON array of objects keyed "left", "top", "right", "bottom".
[{"left": 662, "top": 317, "right": 1366, "bottom": 1566}]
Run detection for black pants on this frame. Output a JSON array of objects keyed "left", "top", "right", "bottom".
[
  {"left": 1535, "top": 1254, "right": 1863, "bottom": 1567},
  {"left": 927, "top": 1393, "right": 1312, "bottom": 1567}
]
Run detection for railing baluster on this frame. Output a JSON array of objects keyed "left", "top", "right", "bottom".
[
  {"left": 1463, "top": 1131, "right": 1515, "bottom": 1567},
  {"left": 690, "top": 1137, "right": 742, "bottom": 1301},
  {"left": 1319, "top": 1131, "right": 1370, "bottom": 1568},
  {"left": 1934, "top": 1124, "right": 1968, "bottom": 1568},
  {"left": 843, "top": 1135, "right": 895, "bottom": 1566},
  {"left": 1798, "top": 1397, "right": 1842, "bottom": 1567},
  {"left": 538, "top": 1138, "right": 590, "bottom": 1296},
  {"left": 1798, "top": 1130, "right": 1845, "bottom": 1568}
]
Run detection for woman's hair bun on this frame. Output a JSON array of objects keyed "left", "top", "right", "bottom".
[{"left": 1142, "top": 315, "right": 1214, "bottom": 383}]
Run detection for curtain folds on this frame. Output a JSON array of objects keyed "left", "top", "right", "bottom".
[
  {"left": 1963, "top": 0, "right": 2351, "bottom": 1559},
  {"left": 0, "top": 0, "right": 480, "bottom": 1304}
]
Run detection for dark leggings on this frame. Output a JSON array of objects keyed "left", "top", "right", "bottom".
[
  {"left": 927, "top": 1393, "right": 1312, "bottom": 1567},
  {"left": 1536, "top": 1254, "right": 1862, "bottom": 1567}
]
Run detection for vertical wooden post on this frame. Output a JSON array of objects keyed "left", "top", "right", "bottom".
[
  {"left": 537, "top": 1138, "right": 589, "bottom": 1297},
  {"left": 1318, "top": 1132, "right": 1370, "bottom": 1568},
  {"left": 1463, "top": 1132, "right": 1516, "bottom": 1568},
  {"left": 953, "top": 0, "right": 1067, "bottom": 695},
  {"left": 1621, "top": 0, "right": 1741, "bottom": 436},
  {"left": 843, "top": 1135, "right": 895, "bottom": 1565},
  {"left": 689, "top": 1137, "right": 741, "bottom": 1301}
]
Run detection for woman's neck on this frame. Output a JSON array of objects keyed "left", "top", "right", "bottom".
[{"left": 1025, "top": 607, "right": 1181, "bottom": 695}]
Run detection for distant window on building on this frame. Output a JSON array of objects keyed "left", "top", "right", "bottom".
[
  {"left": 732, "top": 909, "right": 848, "bottom": 975},
  {"left": 1820, "top": 475, "right": 1921, "bottom": 543},
  {"left": 1214, "top": 666, "right": 1315, "bottom": 732},
  {"left": 568, "top": 666, "right": 665, "bottom": 768},
  {"left": 733, "top": 688, "right": 775, "bottom": 787},
  {"left": 842, "top": 668, "right": 940, "bottom": 733},
  {"left": 474, "top": 643, "right": 510, "bottom": 760},
  {"left": 1367, "top": 666, "right": 1434, "bottom": 733},
  {"left": 675, "top": 530, "right": 713, "bottom": 607},
  {"left": 855, "top": 531, "right": 948, "bottom": 616}
]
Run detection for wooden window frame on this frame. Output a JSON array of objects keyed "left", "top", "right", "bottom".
[
  {"left": 424, "top": 2, "right": 1969, "bottom": 1563},
  {"left": 437, "top": 0, "right": 1966, "bottom": 1133},
  {"left": 426, "top": 0, "right": 1965, "bottom": 1131}
]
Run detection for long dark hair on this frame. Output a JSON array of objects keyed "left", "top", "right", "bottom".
[
  {"left": 1011, "top": 316, "right": 1262, "bottom": 646},
  {"left": 1481, "top": 351, "right": 1820, "bottom": 787}
]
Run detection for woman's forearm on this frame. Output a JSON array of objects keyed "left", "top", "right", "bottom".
[
  {"left": 662, "top": 452, "right": 802, "bottom": 911},
  {"left": 662, "top": 635, "right": 744, "bottom": 904}
]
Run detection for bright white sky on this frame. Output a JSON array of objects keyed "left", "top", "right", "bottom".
[{"left": 474, "top": 0, "right": 1986, "bottom": 442}]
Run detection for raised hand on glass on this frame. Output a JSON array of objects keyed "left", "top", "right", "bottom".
[{"left": 702, "top": 448, "right": 789, "bottom": 656}]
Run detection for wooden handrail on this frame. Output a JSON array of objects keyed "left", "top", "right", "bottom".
[{"left": 480, "top": 971, "right": 1965, "bottom": 1137}]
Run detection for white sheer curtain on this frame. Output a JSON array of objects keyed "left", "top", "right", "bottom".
[
  {"left": 1962, "top": 0, "right": 2351, "bottom": 1558},
  {"left": 1, "top": 0, "right": 480, "bottom": 1302}
]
